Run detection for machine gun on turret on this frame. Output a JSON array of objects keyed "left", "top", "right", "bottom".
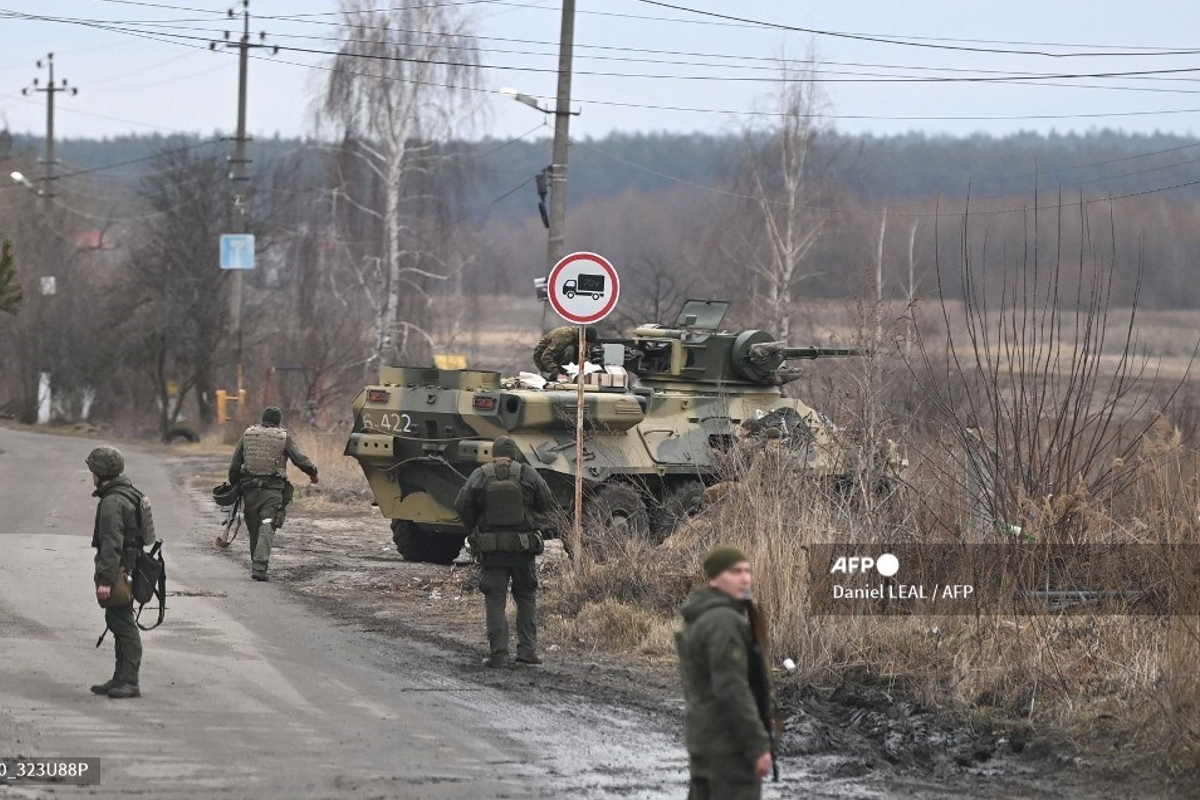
[{"left": 620, "top": 300, "right": 865, "bottom": 386}]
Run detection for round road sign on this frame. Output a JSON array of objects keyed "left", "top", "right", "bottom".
[{"left": 547, "top": 252, "right": 620, "bottom": 325}]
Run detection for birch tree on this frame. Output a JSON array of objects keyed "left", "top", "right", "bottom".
[
  {"left": 735, "top": 56, "right": 830, "bottom": 341},
  {"left": 318, "top": 0, "right": 483, "bottom": 369}
]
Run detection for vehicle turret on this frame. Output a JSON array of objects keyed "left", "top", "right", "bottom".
[{"left": 617, "top": 299, "right": 862, "bottom": 387}]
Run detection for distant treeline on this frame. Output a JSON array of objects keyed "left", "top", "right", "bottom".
[{"left": 10, "top": 128, "right": 1200, "bottom": 223}]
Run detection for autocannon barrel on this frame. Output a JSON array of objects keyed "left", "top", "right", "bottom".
[
  {"left": 746, "top": 341, "right": 863, "bottom": 363},
  {"left": 781, "top": 346, "right": 863, "bottom": 360}
]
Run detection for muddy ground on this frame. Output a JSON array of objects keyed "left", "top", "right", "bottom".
[{"left": 181, "top": 454, "right": 1193, "bottom": 799}]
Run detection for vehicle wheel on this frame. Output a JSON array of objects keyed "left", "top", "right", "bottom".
[
  {"left": 566, "top": 290, "right": 576, "bottom": 299},
  {"left": 424, "top": 533, "right": 467, "bottom": 566},
  {"left": 591, "top": 293, "right": 601, "bottom": 300},
  {"left": 391, "top": 521, "right": 466, "bottom": 565},
  {"left": 584, "top": 483, "right": 651, "bottom": 556},
  {"left": 651, "top": 479, "right": 706, "bottom": 542},
  {"left": 391, "top": 520, "right": 429, "bottom": 562},
  {"left": 167, "top": 426, "right": 199, "bottom": 444}
]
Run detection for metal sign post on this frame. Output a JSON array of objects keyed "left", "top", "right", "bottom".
[{"left": 546, "top": 252, "right": 620, "bottom": 568}]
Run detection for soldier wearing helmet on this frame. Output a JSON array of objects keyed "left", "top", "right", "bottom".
[
  {"left": 228, "top": 407, "right": 319, "bottom": 581},
  {"left": 533, "top": 325, "right": 598, "bottom": 380},
  {"left": 454, "top": 435, "right": 554, "bottom": 667},
  {"left": 86, "top": 445, "right": 144, "bottom": 699}
]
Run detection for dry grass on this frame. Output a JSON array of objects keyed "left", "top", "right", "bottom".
[{"left": 541, "top": 430, "right": 1200, "bottom": 773}]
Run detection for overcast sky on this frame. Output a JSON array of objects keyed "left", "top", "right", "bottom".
[{"left": 4, "top": 0, "right": 1200, "bottom": 143}]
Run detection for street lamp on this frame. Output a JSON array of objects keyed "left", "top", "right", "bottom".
[
  {"left": 500, "top": 86, "right": 552, "bottom": 115},
  {"left": 10, "top": 171, "right": 38, "bottom": 192}
]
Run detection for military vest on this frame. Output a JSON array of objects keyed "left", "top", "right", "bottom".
[
  {"left": 242, "top": 425, "right": 288, "bottom": 476},
  {"left": 108, "top": 485, "right": 157, "bottom": 549},
  {"left": 482, "top": 461, "right": 527, "bottom": 528}
]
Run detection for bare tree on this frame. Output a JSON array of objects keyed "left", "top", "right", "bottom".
[
  {"left": 124, "top": 148, "right": 235, "bottom": 440},
  {"left": 0, "top": 237, "right": 21, "bottom": 314},
  {"left": 732, "top": 54, "right": 831, "bottom": 341},
  {"left": 317, "top": 0, "right": 484, "bottom": 369}
]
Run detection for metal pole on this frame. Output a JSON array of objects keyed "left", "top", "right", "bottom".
[
  {"left": 572, "top": 325, "right": 585, "bottom": 568},
  {"left": 42, "top": 55, "right": 54, "bottom": 225},
  {"left": 545, "top": 0, "right": 575, "bottom": 274},
  {"left": 22, "top": 54, "right": 75, "bottom": 424}
]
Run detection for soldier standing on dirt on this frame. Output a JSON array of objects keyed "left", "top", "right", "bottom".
[
  {"left": 675, "top": 546, "right": 774, "bottom": 799},
  {"left": 87, "top": 446, "right": 145, "bottom": 699},
  {"left": 228, "top": 406, "right": 318, "bottom": 581},
  {"left": 533, "top": 325, "right": 597, "bottom": 379},
  {"left": 454, "top": 435, "right": 554, "bottom": 668}
]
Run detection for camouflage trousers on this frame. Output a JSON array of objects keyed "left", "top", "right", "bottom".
[
  {"left": 105, "top": 604, "right": 141, "bottom": 685},
  {"left": 478, "top": 557, "right": 538, "bottom": 660},
  {"left": 241, "top": 484, "right": 285, "bottom": 573},
  {"left": 687, "top": 756, "right": 761, "bottom": 800}
]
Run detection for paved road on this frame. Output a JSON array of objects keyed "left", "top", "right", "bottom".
[{"left": 0, "top": 427, "right": 688, "bottom": 798}]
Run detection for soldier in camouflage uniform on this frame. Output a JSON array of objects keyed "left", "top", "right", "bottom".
[
  {"left": 228, "top": 407, "right": 318, "bottom": 581},
  {"left": 533, "top": 325, "right": 597, "bottom": 378},
  {"left": 454, "top": 435, "right": 554, "bottom": 667},
  {"left": 87, "top": 446, "right": 145, "bottom": 699},
  {"left": 675, "top": 546, "right": 773, "bottom": 799}
]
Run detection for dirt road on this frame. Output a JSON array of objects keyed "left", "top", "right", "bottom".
[{"left": 0, "top": 425, "right": 1190, "bottom": 798}]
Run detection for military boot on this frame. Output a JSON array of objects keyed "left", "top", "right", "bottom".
[
  {"left": 90, "top": 678, "right": 117, "bottom": 695},
  {"left": 107, "top": 682, "right": 141, "bottom": 699}
]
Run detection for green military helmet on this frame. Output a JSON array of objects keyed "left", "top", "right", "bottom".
[
  {"left": 85, "top": 446, "right": 125, "bottom": 479},
  {"left": 212, "top": 481, "right": 240, "bottom": 506}
]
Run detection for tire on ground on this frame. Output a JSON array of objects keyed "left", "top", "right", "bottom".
[
  {"left": 391, "top": 520, "right": 465, "bottom": 565},
  {"left": 584, "top": 482, "right": 651, "bottom": 558},
  {"left": 651, "top": 479, "right": 705, "bottom": 542}
]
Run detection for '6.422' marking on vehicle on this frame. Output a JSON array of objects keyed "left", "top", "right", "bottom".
[{"left": 363, "top": 412, "right": 414, "bottom": 433}]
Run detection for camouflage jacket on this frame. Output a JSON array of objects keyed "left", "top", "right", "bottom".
[
  {"left": 675, "top": 586, "right": 771, "bottom": 762},
  {"left": 533, "top": 326, "right": 581, "bottom": 374},
  {"left": 92, "top": 476, "right": 141, "bottom": 586}
]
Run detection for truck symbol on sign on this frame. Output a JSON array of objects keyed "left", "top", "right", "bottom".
[{"left": 564, "top": 273, "right": 606, "bottom": 300}]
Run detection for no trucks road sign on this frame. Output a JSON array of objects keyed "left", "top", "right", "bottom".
[{"left": 547, "top": 251, "right": 620, "bottom": 325}]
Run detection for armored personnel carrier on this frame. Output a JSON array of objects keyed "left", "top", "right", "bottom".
[{"left": 345, "top": 300, "right": 898, "bottom": 563}]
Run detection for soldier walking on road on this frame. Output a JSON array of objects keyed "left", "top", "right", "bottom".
[
  {"left": 675, "top": 546, "right": 775, "bottom": 799},
  {"left": 454, "top": 435, "right": 554, "bottom": 668},
  {"left": 533, "top": 325, "right": 597, "bottom": 379},
  {"left": 228, "top": 406, "right": 318, "bottom": 581},
  {"left": 87, "top": 446, "right": 147, "bottom": 699}
]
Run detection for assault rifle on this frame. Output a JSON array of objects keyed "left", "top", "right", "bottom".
[{"left": 746, "top": 598, "right": 780, "bottom": 782}]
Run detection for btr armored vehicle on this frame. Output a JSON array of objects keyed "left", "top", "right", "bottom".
[{"left": 345, "top": 300, "right": 898, "bottom": 563}]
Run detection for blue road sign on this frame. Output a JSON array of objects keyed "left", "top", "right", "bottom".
[{"left": 220, "top": 234, "right": 256, "bottom": 270}]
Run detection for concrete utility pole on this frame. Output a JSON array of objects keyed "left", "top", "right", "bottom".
[
  {"left": 546, "top": 0, "right": 576, "bottom": 274},
  {"left": 20, "top": 53, "right": 76, "bottom": 424},
  {"left": 216, "top": 0, "right": 273, "bottom": 406}
]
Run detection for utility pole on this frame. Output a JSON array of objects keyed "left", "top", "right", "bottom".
[
  {"left": 215, "top": 0, "right": 274, "bottom": 413},
  {"left": 20, "top": 53, "right": 76, "bottom": 424},
  {"left": 546, "top": 0, "right": 576, "bottom": 274}
]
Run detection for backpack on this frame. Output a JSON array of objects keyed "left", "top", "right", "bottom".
[{"left": 483, "top": 462, "right": 527, "bottom": 528}]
